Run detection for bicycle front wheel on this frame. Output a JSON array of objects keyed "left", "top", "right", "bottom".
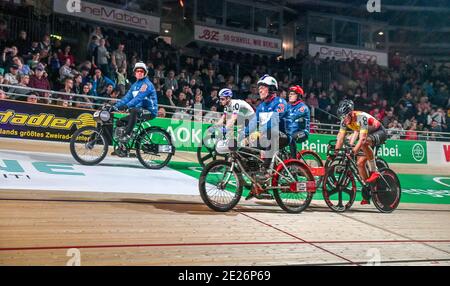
[
  {"left": 136, "top": 128, "right": 173, "bottom": 169},
  {"left": 322, "top": 161, "right": 357, "bottom": 212},
  {"left": 70, "top": 126, "right": 108, "bottom": 165},
  {"left": 198, "top": 160, "right": 243, "bottom": 212}
]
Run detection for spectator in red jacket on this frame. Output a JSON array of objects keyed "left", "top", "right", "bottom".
[{"left": 29, "top": 64, "right": 51, "bottom": 104}]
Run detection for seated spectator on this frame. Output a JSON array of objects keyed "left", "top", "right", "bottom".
[
  {"left": 26, "top": 92, "right": 38, "bottom": 104},
  {"left": 164, "top": 70, "right": 178, "bottom": 91},
  {"left": 72, "top": 73, "right": 83, "bottom": 94},
  {"left": 158, "top": 88, "right": 177, "bottom": 108},
  {"left": 203, "top": 105, "right": 221, "bottom": 124},
  {"left": 12, "top": 56, "right": 31, "bottom": 76},
  {"left": 2, "top": 46, "right": 19, "bottom": 69},
  {"left": 57, "top": 77, "right": 74, "bottom": 106},
  {"left": 92, "top": 68, "right": 115, "bottom": 99},
  {"left": 157, "top": 107, "right": 166, "bottom": 118},
  {"left": 205, "top": 88, "right": 219, "bottom": 110},
  {"left": 27, "top": 51, "right": 40, "bottom": 70},
  {"left": 4, "top": 64, "right": 19, "bottom": 85},
  {"left": 0, "top": 89, "right": 7, "bottom": 99},
  {"left": 73, "top": 83, "right": 94, "bottom": 109},
  {"left": 9, "top": 74, "right": 30, "bottom": 101},
  {"left": 59, "top": 58, "right": 75, "bottom": 82},
  {"left": 405, "top": 120, "right": 418, "bottom": 140},
  {"left": 80, "top": 66, "right": 92, "bottom": 86},
  {"left": 58, "top": 45, "right": 75, "bottom": 68},
  {"left": 175, "top": 92, "right": 189, "bottom": 108},
  {"left": 388, "top": 120, "right": 405, "bottom": 139},
  {"left": 29, "top": 64, "right": 51, "bottom": 104}
]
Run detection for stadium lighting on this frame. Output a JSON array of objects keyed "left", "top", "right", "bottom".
[
  {"left": 164, "top": 30, "right": 170, "bottom": 34},
  {"left": 378, "top": 31, "right": 384, "bottom": 36}
]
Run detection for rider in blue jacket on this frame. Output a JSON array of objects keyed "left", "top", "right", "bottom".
[
  {"left": 286, "top": 85, "right": 310, "bottom": 158},
  {"left": 114, "top": 62, "right": 158, "bottom": 142},
  {"left": 245, "top": 74, "right": 288, "bottom": 140}
]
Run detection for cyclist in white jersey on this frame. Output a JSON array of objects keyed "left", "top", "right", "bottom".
[{"left": 212, "top": 88, "right": 255, "bottom": 133}]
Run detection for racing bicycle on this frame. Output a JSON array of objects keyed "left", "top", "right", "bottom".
[
  {"left": 322, "top": 143, "right": 401, "bottom": 213},
  {"left": 198, "top": 139, "right": 316, "bottom": 213}
]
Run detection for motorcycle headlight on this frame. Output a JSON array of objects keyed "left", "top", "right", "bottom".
[{"left": 99, "top": 110, "right": 111, "bottom": 122}]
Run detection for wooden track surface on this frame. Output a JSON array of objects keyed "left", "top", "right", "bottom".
[{"left": 1, "top": 138, "right": 449, "bottom": 265}]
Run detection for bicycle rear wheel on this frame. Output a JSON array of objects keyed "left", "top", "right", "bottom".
[
  {"left": 372, "top": 168, "right": 401, "bottom": 213},
  {"left": 272, "top": 161, "right": 315, "bottom": 214},
  {"left": 136, "top": 128, "right": 173, "bottom": 169}
]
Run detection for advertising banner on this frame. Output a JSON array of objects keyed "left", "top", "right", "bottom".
[
  {"left": 54, "top": 0, "right": 160, "bottom": 33},
  {"left": 427, "top": 141, "right": 450, "bottom": 166},
  {"left": 194, "top": 25, "right": 282, "bottom": 54},
  {"left": 1, "top": 100, "right": 428, "bottom": 164},
  {"left": 308, "top": 43, "right": 388, "bottom": 67},
  {"left": 299, "top": 134, "right": 427, "bottom": 164},
  {"left": 0, "top": 100, "right": 97, "bottom": 142}
]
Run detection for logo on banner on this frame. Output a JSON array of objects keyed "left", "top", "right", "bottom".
[
  {"left": 443, "top": 145, "right": 450, "bottom": 162},
  {"left": 0, "top": 110, "right": 96, "bottom": 130},
  {"left": 199, "top": 29, "right": 220, "bottom": 41},
  {"left": 412, "top": 143, "right": 425, "bottom": 162},
  {"left": 367, "top": 0, "right": 381, "bottom": 13},
  {"left": 66, "top": 0, "right": 81, "bottom": 13}
]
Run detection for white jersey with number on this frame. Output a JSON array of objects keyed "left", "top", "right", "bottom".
[{"left": 223, "top": 99, "right": 255, "bottom": 119}]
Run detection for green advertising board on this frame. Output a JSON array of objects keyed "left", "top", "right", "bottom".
[{"left": 114, "top": 115, "right": 428, "bottom": 164}]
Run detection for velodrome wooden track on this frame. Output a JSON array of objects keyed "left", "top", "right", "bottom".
[{"left": 1, "top": 138, "right": 450, "bottom": 266}]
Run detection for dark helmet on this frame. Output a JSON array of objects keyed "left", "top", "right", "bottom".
[{"left": 337, "top": 99, "right": 354, "bottom": 118}]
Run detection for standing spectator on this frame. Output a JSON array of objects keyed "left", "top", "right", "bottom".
[
  {"left": 111, "top": 43, "right": 127, "bottom": 77},
  {"left": 39, "top": 35, "right": 51, "bottom": 55},
  {"left": 29, "top": 64, "right": 51, "bottom": 103},
  {"left": 16, "top": 31, "right": 29, "bottom": 57},
  {"left": 90, "top": 26, "right": 104, "bottom": 41},
  {"left": 87, "top": 35, "right": 100, "bottom": 61},
  {"left": 115, "top": 67, "right": 127, "bottom": 96},
  {"left": 0, "top": 19, "right": 8, "bottom": 51},
  {"left": 94, "top": 38, "right": 110, "bottom": 78}
]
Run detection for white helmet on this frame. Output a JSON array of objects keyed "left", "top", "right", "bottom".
[
  {"left": 133, "top": 62, "right": 148, "bottom": 76},
  {"left": 257, "top": 74, "right": 278, "bottom": 91}
]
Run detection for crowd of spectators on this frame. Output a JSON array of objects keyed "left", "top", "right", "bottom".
[{"left": 0, "top": 22, "right": 449, "bottom": 140}]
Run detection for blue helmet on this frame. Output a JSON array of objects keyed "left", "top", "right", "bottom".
[{"left": 218, "top": 88, "right": 233, "bottom": 98}]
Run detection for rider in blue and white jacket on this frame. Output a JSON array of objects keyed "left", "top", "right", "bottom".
[{"left": 114, "top": 62, "right": 158, "bottom": 140}]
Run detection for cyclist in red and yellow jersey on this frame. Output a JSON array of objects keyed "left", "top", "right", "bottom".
[{"left": 334, "top": 100, "right": 388, "bottom": 205}]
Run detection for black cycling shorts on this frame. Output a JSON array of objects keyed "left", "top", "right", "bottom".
[{"left": 368, "top": 126, "right": 388, "bottom": 146}]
